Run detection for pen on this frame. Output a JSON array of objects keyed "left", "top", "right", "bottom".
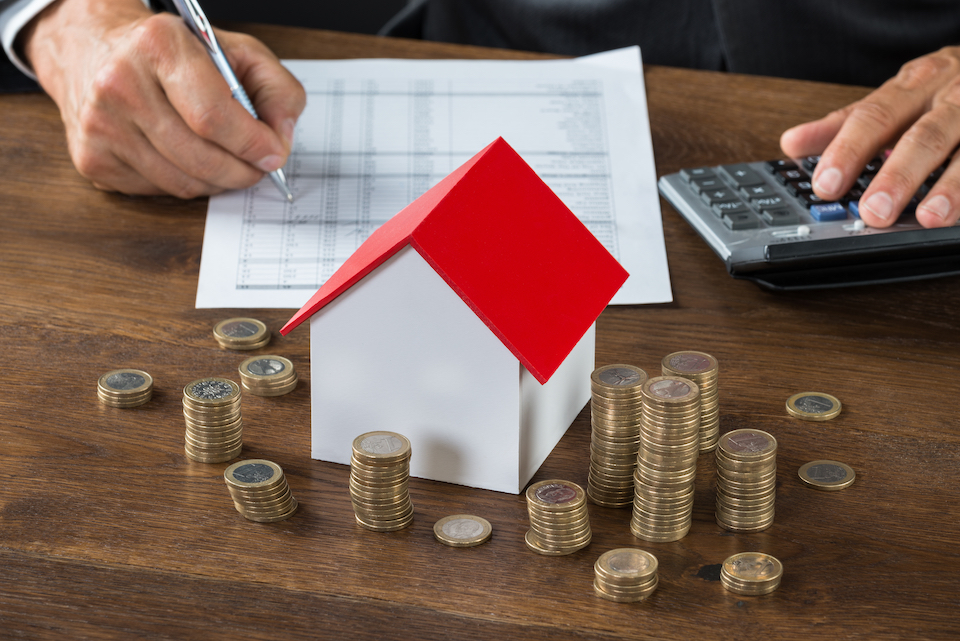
[{"left": 170, "top": 0, "right": 295, "bottom": 203}]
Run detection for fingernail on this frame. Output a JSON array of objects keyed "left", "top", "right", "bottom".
[
  {"left": 281, "top": 118, "right": 296, "bottom": 149},
  {"left": 863, "top": 191, "right": 895, "bottom": 221},
  {"left": 814, "top": 166, "right": 843, "bottom": 197},
  {"left": 918, "top": 194, "right": 951, "bottom": 222},
  {"left": 256, "top": 154, "right": 283, "bottom": 172}
]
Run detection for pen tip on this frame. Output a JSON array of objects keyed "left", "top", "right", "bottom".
[{"left": 286, "top": 193, "right": 294, "bottom": 203}]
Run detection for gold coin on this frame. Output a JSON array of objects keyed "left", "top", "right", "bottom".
[
  {"left": 720, "top": 552, "right": 783, "bottom": 595},
  {"left": 352, "top": 431, "right": 411, "bottom": 464},
  {"left": 97, "top": 369, "right": 154, "bottom": 407},
  {"left": 785, "top": 392, "right": 841, "bottom": 421},
  {"left": 798, "top": 460, "right": 855, "bottom": 491},
  {"left": 224, "top": 459, "right": 284, "bottom": 489},
  {"left": 213, "top": 317, "right": 270, "bottom": 350},
  {"left": 433, "top": 514, "right": 492, "bottom": 547}
]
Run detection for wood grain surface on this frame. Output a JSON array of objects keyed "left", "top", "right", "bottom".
[{"left": 1, "top": 25, "right": 958, "bottom": 640}]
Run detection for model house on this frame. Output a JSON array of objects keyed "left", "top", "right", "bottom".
[{"left": 281, "top": 137, "right": 628, "bottom": 493}]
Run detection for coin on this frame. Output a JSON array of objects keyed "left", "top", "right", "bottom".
[
  {"left": 97, "top": 369, "right": 154, "bottom": 408},
  {"left": 720, "top": 552, "right": 783, "bottom": 595},
  {"left": 432, "top": 515, "right": 492, "bottom": 547},
  {"left": 798, "top": 460, "right": 856, "bottom": 491},
  {"left": 238, "top": 355, "right": 298, "bottom": 396},
  {"left": 223, "top": 459, "right": 297, "bottom": 522},
  {"left": 183, "top": 377, "right": 243, "bottom": 463},
  {"left": 350, "top": 431, "right": 414, "bottom": 532},
  {"left": 786, "top": 392, "right": 841, "bottom": 421},
  {"left": 213, "top": 317, "right": 270, "bottom": 350}
]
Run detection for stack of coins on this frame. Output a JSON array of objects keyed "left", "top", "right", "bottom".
[
  {"left": 715, "top": 429, "right": 777, "bottom": 532},
  {"left": 238, "top": 355, "right": 298, "bottom": 396},
  {"left": 223, "top": 459, "right": 298, "bottom": 522},
  {"left": 631, "top": 376, "right": 701, "bottom": 542},
  {"left": 182, "top": 377, "right": 243, "bottom": 463},
  {"left": 97, "top": 369, "right": 153, "bottom": 408},
  {"left": 661, "top": 351, "right": 720, "bottom": 452},
  {"left": 720, "top": 552, "right": 783, "bottom": 596},
  {"left": 433, "top": 514, "right": 493, "bottom": 548},
  {"left": 349, "top": 431, "right": 414, "bottom": 532},
  {"left": 213, "top": 317, "right": 270, "bottom": 351},
  {"left": 593, "top": 548, "right": 659, "bottom": 603},
  {"left": 588, "top": 364, "right": 648, "bottom": 508},
  {"left": 525, "top": 480, "right": 592, "bottom": 555}
]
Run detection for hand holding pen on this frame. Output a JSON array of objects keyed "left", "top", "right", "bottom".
[{"left": 22, "top": 0, "right": 305, "bottom": 199}]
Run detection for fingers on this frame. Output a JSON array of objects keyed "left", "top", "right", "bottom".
[
  {"left": 868, "top": 75, "right": 960, "bottom": 228},
  {"left": 784, "top": 47, "right": 960, "bottom": 229}
]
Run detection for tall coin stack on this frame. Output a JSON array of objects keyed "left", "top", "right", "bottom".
[
  {"left": 661, "top": 351, "right": 720, "bottom": 452},
  {"left": 349, "top": 431, "right": 414, "bottom": 532},
  {"left": 588, "top": 364, "right": 648, "bottom": 508},
  {"left": 631, "top": 376, "right": 701, "bottom": 542},
  {"left": 593, "top": 548, "right": 659, "bottom": 603},
  {"left": 715, "top": 429, "right": 777, "bottom": 532},
  {"left": 525, "top": 479, "right": 592, "bottom": 555},
  {"left": 238, "top": 355, "right": 299, "bottom": 396},
  {"left": 223, "top": 459, "right": 298, "bottom": 522},
  {"left": 182, "top": 377, "right": 243, "bottom": 463}
]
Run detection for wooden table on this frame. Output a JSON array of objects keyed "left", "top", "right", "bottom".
[{"left": 2, "top": 25, "right": 958, "bottom": 640}]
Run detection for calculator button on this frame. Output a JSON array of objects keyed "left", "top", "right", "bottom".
[
  {"left": 701, "top": 188, "right": 740, "bottom": 205},
  {"left": 680, "top": 167, "right": 716, "bottom": 182},
  {"left": 856, "top": 175, "right": 873, "bottom": 190},
  {"left": 765, "top": 159, "right": 798, "bottom": 173},
  {"left": 776, "top": 169, "right": 808, "bottom": 184},
  {"left": 691, "top": 177, "right": 724, "bottom": 193},
  {"left": 720, "top": 164, "right": 765, "bottom": 187},
  {"left": 797, "top": 193, "right": 826, "bottom": 207},
  {"left": 786, "top": 180, "right": 813, "bottom": 196},
  {"left": 761, "top": 209, "right": 800, "bottom": 226},
  {"left": 751, "top": 195, "right": 788, "bottom": 211},
  {"left": 848, "top": 200, "right": 861, "bottom": 218},
  {"left": 741, "top": 184, "right": 777, "bottom": 199},
  {"left": 810, "top": 202, "right": 847, "bottom": 221},
  {"left": 712, "top": 201, "right": 750, "bottom": 217},
  {"left": 862, "top": 159, "right": 882, "bottom": 174},
  {"left": 801, "top": 155, "right": 821, "bottom": 171},
  {"left": 722, "top": 211, "right": 761, "bottom": 230}
]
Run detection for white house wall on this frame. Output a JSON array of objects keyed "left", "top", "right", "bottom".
[
  {"left": 518, "top": 324, "right": 594, "bottom": 489},
  {"left": 308, "top": 245, "right": 522, "bottom": 493}
]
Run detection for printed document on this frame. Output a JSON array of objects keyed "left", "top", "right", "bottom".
[{"left": 196, "top": 47, "right": 671, "bottom": 308}]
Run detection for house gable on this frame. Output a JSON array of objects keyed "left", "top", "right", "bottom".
[{"left": 283, "top": 137, "right": 628, "bottom": 384}]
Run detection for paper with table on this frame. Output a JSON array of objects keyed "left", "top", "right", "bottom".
[{"left": 196, "top": 47, "right": 671, "bottom": 308}]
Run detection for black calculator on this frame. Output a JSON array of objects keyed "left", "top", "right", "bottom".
[{"left": 657, "top": 157, "right": 960, "bottom": 290}]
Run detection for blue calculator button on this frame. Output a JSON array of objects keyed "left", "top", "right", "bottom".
[
  {"left": 810, "top": 202, "right": 847, "bottom": 221},
  {"left": 848, "top": 200, "right": 861, "bottom": 218}
]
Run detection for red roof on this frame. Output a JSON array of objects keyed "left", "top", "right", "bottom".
[{"left": 281, "top": 137, "right": 628, "bottom": 384}]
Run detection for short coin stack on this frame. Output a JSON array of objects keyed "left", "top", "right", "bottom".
[
  {"left": 631, "top": 376, "right": 701, "bottom": 542},
  {"left": 720, "top": 552, "right": 783, "bottom": 596},
  {"left": 213, "top": 317, "right": 270, "bottom": 351},
  {"left": 588, "top": 364, "right": 648, "bottom": 508},
  {"left": 715, "top": 429, "right": 777, "bottom": 532},
  {"left": 661, "top": 351, "right": 720, "bottom": 452},
  {"left": 97, "top": 369, "right": 153, "bottom": 408},
  {"left": 525, "top": 479, "right": 592, "bottom": 555},
  {"left": 223, "top": 459, "right": 298, "bottom": 522},
  {"left": 349, "top": 431, "right": 414, "bottom": 532},
  {"left": 593, "top": 548, "right": 659, "bottom": 603},
  {"left": 433, "top": 514, "right": 493, "bottom": 548},
  {"left": 238, "top": 355, "right": 298, "bottom": 396},
  {"left": 182, "top": 377, "right": 243, "bottom": 463}
]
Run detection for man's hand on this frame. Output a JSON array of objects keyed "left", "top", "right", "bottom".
[
  {"left": 780, "top": 46, "right": 960, "bottom": 229},
  {"left": 21, "top": 0, "right": 306, "bottom": 198}
]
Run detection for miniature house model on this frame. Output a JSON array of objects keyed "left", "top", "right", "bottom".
[{"left": 281, "top": 138, "right": 628, "bottom": 494}]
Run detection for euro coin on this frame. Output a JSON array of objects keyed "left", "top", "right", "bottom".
[
  {"left": 785, "top": 392, "right": 841, "bottom": 421},
  {"left": 213, "top": 317, "right": 270, "bottom": 350},
  {"left": 798, "top": 460, "right": 855, "bottom": 491},
  {"left": 97, "top": 369, "right": 153, "bottom": 408},
  {"left": 433, "top": 514, "right": 492, "bottom": 547},
  {"left": 720, "top": 552, "right": 782, "bottom": 595}
]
